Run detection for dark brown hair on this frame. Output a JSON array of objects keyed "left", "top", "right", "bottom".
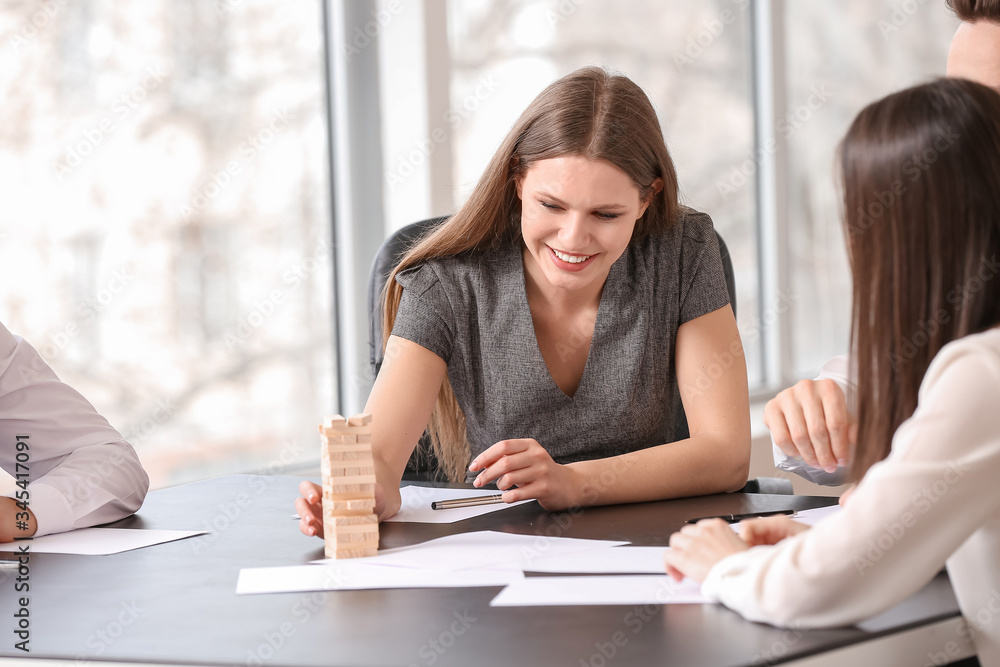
[
  {"left": 947, "top": 0, "right": 1000, "bottom": 22},
  {"left": 840, "top": 78, "right": 1000, "bottom": 480},
  {"left": 383, "top": 66, "right": 680, "bottom": 481}
]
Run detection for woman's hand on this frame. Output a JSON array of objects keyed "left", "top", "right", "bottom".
[
  {"left": 764, "top": 379, "right": 857, "bottom": 473},
  {"left": 738, "top": 514, "right": 810, "bottom": 547},
  {"left": 295, "top": 481, "right": 324, "bottom": 538},
  {"left": 470, "top": 438, "right": 581, "bottom": 511},
  {"left": 0, "top": 497, "right": 37, "bottom": 543},
  {"left": 296, "top": 480, "right": 395, "bottom": 538},
  {"left": 664, "top": 518, "right": 749, "bottom": 583}
]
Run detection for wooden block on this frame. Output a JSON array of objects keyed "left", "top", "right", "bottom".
[
  {"left": 355, "top": 433, "right": 372, "bottom": 444},
  {"left": 328, "top": 485, "right": 368, "bottom": 496},
  {"left": 323, "top": 456, "right": 373, "bottom": 471},
  {"left": 322, "top": 487, "right": 375, "bottom": 499},
  {"left": 324, "top": 450, "right": 372, "bottom": 461},
  {"left": 319, "top": 424, "right": 373, "bottom": 437},
  {"left": 348, "top": 413, "right": 373, "bottom": 426},
  {"left": 323, "top": 512, "right": 374, "bottom": 522},
  {"left": 324, "top": 514, "right": 376, "bottom": 526},
  {"left": 326, "top": 531, "right": 379, "bottom": 545},
  {"left": 331, "top": 522, "right": 377, "bottom": 533},
  {"left": 325, "top": 464, "right": 375, "bottom": 478},
  {"left": 324, "top": 527, "right": 378, "bottom": 542},
  {"left": 321, "top": 498, "right": 376, "bottom": 513},
  {"left": 323, "top": 442, "right": 372, "bottom": 454},
  {"left": 329, "top": 474, "right": 376, "bottom": 486},
  {"left": 328, "top": 485, "right": 376, "bottom": 497},
  {"left": 327, "top": 522, "right": 377, "bottom": 534},
  {"left": 323, "top": 496, "right": 376, "bottom": 510},
  {"left": 326, "top": 546, "right": 378, "bottom": 559},
  {"left": 323, "top": 490, "right": 376, "bottom": 505},
  {"left": 325, "top": 537, "right": 377, "bottom": 555},
  {"left": 320, "top": 416, "right": 347, "bottom": 433},
  {"left": 346, "top": 498, "right": 373, "bottom": 510},
  {"left": 320, "top": 456, "right": 373, "bottom": 471},
  {"left": 326, "top": 434, "right": 357, "bottom": 443},
  {"left": 324, "top": 530, "right": 378, "bottom": 544},
  {"left": 324, "top": 498, "right": 377, "bottom": 513},
  {"left": 326, "top": 516, "right": 372, "bottom": 524}
]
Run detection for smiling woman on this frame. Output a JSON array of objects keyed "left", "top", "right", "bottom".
[{"left": 295, "top": 66, "right": 751, "bottom": 534}]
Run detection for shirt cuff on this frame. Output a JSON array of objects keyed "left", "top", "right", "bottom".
[
  {"left": 701, "top": 549, "right": 749, "bottom": 602},
  {"left": 20, "top": 481, "right": 76, "bottom": 537}
]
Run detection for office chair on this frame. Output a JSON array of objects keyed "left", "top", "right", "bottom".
[{"left": 367, "top": 217, "right": 792, "bottom": 494}]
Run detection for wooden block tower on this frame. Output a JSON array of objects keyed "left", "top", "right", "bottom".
[{"left": 318, "top": 413, "right": 379, "bottom": 558}]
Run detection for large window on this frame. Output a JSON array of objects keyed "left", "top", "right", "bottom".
[
  {"left": 0, "top": 1, "right": 334, "bottom": 487},
  {"left": 375, "top": 0, "right": 962, "bottom": 393},
  {"left": 784, "top": 0, "right": 959, "bottom": 376}
]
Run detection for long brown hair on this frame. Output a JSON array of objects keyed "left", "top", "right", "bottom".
[
  {"left": 841, "top": 78, "right": 1000, "bottom": 480},
  {"left": 382, "top": 66, "right": 680, "bottom": 481}
]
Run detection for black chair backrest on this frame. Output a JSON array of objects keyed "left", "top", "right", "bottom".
[
  {"left": 368, "top": 217, "right": 449, "bottom": 379},
  {"left": 367, "top": 217, "right": 738, "bottom": 479}
]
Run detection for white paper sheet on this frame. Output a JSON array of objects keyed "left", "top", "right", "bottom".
[
  {"left": 384, "top": 486, "right": 535, "bottom": 523},
  {"left": 312, "top": 530, "right": 630, "bottom": 571},
  {"left": 525, "top": 546, "right": 668, "bottom": 574},
  {"left": 236, "top": 563, "right": 523, "bottom": 595},
  {"left": 490, "top": 575, "right": 710, "bottom": 606},
  {"left": 0, "top": 528, "right": 206, "bottom": 555},
  {"left": 793, "top": 504, "right": 842, "bottom": 526}
]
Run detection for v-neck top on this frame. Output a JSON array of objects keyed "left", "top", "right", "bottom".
[{"left": 391, "top": 207, "right": 731, "bottom": 466}]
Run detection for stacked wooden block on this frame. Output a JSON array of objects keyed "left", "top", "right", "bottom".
[{"left": 319, "top": 413, "right": 379, "bottom": 559}]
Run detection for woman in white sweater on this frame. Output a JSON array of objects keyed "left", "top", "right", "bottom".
[{"left": 664, "top": 77, "right": 1000, "bottom": 666}]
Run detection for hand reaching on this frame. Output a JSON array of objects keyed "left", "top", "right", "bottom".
[
  {"left": 738, "top": 514, "right": 810, "bottom": 547},
  {"left": 764, "top": 379, "right": 857, "bottom": 473},
  {"left": 295, "top": 480, "right": 394, "bottom": 538},
  {"left": 664, "top": 518, "right": 749, "bottom": 583}
]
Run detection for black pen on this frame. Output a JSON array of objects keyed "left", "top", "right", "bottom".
[{"left": 685, "top": 509, "right": 795, "bottom": 524}]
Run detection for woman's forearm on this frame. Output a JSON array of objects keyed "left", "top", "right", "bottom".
[{"left": 568, "top": 433, "right": 750, "bottom": 507}]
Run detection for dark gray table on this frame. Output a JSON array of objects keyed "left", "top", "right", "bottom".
[{"left": 0, "top": 475, "right": 974, "bottom": 666}]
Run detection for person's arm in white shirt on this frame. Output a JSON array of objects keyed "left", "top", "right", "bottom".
[
  {"left": 768, "top": 354, "right": 855, "bottom": 486},
  {"left": 0, "top": 321, "right": 149, "bottom": 539},
  {"left": 703, "top": 340, "right": 1000, "bottom": 628}
]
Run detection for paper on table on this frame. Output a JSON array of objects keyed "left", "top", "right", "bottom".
[
  {"left": 312, "top": 530, "right": 630, "bottom": 572},
  {"left": 237, "top": 562, "right": 523, "bottom": 595},
  {"left": 793, "top": 504, "right": 842, "bottom": 526},
  {"left": 384, "top": 486, "right": 534, "bottom": 523},
  {"left": 0, "top": 528, "right": 206, "bottom": 555},
  {"left": 490, "top": 575, "right": 710, "bottom": 606},
  {"left": 526, "top": 546, "right": 668, "bottom": 574}
]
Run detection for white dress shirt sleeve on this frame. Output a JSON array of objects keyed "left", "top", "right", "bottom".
[
  {"left": 0, "top": 321, "right": 149, "bottom": 536},
  {"left": 705, "top": 335, "right": 1000, "bottom": 652},
  {"left": 771, "top": 353, "right": 854, "bottom": 486}
]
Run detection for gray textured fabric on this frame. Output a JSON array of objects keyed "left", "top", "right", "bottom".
[{"left": 391, "top": 208, "right": 730, "bottom": 469}]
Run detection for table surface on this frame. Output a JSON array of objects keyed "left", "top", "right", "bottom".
[{"left": 0, "top": 475, "right": 963, "bottom": 667}]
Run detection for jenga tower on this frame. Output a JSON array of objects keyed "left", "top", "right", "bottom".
[{"left": 318, "top": 413, "right": 379, "bottom": 558}]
